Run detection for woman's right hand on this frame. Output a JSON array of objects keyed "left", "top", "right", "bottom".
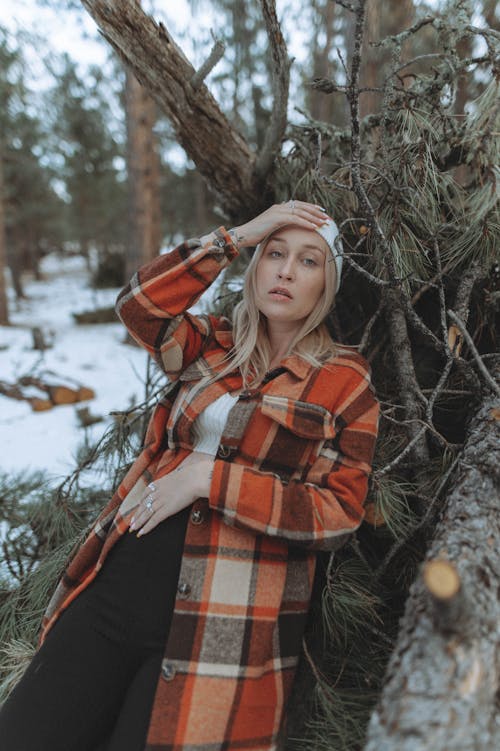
[{"left": 231, "top": 201, "right": 329, "bottom": 248}]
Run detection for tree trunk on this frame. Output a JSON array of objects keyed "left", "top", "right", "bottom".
[
  {"left": 309, "top": 0, "right": 339, "bottom": 125},
  {"left": 359, "top": 0, "right": 414, "bottom": 118},
  {"left": 364, "top": 367, "right": 500, "bottom": 751},
  {"left": 125, "top": 53, "right": 161, "bottom": 282},
  {"left": 80, "top": 0, "right": 258, "bottom": 220},
  {"left": 0, "top": 146, "right": 8, "bottom": 324}
]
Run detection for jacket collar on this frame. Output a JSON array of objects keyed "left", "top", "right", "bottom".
[
  {"left": 213, "top": 325, "right": 315, "bottom": 381},
  {"left": 279, "top": 354, "right": 313, "bottom": 380}
]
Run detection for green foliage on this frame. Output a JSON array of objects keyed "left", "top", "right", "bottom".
[
  {"left": 46, "top": 54, "right": 128, "bottom": 256},
  {"left": 292, "top": 552, "right": 398, "bottom": 751},
  {"left": 0, "top": 27, "right": 67, "bottom": 273},
  {"left": 0, "top": 468, "right": 102, "bottom": 678}
]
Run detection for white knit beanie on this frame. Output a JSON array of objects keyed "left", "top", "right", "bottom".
[
  {"left": 256, "top": 217, "right": 343, "bottom": 293},
  {"left": 315, "top": 218, "right": 343, "bottom": 293}
]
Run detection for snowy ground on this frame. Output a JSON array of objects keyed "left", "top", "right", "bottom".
[{"left": 0, "top": 253, "right": 150, "bottom": 480}]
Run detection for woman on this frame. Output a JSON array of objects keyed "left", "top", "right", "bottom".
[{"left": 0, "top": 201, "right": 380, "bottom": 751}]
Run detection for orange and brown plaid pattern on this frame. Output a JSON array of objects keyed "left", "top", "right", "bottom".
[{"left": 40, "top": 228, "right": 380, "bottom": 750}]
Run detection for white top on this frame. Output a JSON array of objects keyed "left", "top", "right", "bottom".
[{"left": 191, "top": 392, "right": 238, "bottom": 456}]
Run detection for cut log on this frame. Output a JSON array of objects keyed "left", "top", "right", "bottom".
[
  {"left": 0, "top": 380, "right": 53, "bottom": 412},
  {"left": 19, "top": 376, "right": 79, "bottom": 405},
  {"left": 2, "top": 375, "right": 96, "bottom": 409},
  {"left": 72, "top": 307, "right": 117, "bottom": 324},
  {"left": 364, "top": 372, "right": 500, "bottom": 751},
  {"left": 38, "top": 371, "right": 96, "bottom": 402}
]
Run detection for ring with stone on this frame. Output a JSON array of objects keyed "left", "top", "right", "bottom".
[
  {"left": 145, "top": 495, "right": 154, "bottom": 512},
  {"left": 290, "top": 199, "right": 295, "bottom": 213},
  {"left": 148, "top": 482, "right": 156, "bottom": 492}
]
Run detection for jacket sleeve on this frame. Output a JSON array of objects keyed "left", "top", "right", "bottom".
[
  {"left": 208, "top": 372, "right": 380, "bottom": 551},
  {"left": 115, "top": 227, "right": 238, "bottom": 380}
]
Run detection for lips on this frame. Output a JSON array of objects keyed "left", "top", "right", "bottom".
[{"left": 269, "top": 287, "right": 293, "bottom": 299}]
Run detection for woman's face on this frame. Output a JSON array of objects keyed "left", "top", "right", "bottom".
[{"left": 254, "top": 226, "right": 327, "bottom": 331}]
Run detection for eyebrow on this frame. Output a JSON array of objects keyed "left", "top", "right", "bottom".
[{"left": 268, "top": 237, "right": 326, "bottom": 255}]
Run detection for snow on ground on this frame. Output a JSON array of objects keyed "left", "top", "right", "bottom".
[{"left": 0, "top": 253, "right": 149, "bottom": 479}]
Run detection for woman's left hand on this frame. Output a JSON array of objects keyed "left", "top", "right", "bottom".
[{"left": 129, "top": 453, "right": 214, "bottom": 536}]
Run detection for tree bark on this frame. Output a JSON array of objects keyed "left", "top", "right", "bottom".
[
  {"left": 0, "top": 146, "right": 9, "bottom": 324},
  {"left": 364, "top": 366, "right": 500, "bottom": 751},
  {"left": 80, "top": 0, "right": 257, "bottom": 220},
  {"left": 125, "top": 57, "right": 161, "bottom": 282},
  {"left": 359, "top": 0, "right": 415, "bottom": 118},
  {"left": 309, "top": 0, "right": 339, "bottom": 125}
]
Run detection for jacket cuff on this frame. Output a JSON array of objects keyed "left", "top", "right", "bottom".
[{"left": 208, "top": 227, "right": 240, "bottom": 263}]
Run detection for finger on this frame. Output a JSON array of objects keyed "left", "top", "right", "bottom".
[
  {"left": 136, "top": 508, "right": 166, "bottom": 536},
  {"left": 280, "top": 203, "right": 329, "bottom": 226},
  {"left": 282, "top": 200, "right": 328, "bottom": 217},
  {"left": 129, "top": 508, "right": 150, "bottom": 531},
  {"left": 129, "top": 497, "right": 155, "bottom": 531}
]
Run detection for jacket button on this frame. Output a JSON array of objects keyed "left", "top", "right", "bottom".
[
  {"left": 217, "top": 445, "right": 231, "bottom": 459},
  {"left": 190, "top": 508, "right": 205, "bottom": 525},
  {"left": 177, "top": 581, "right": 191, "bottom": 597},
  {"left": 161, "top": 661, "right": 176, "bottom": 681}
]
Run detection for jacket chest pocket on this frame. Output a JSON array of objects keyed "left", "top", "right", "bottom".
[{"left": 258, "top": 396, "right": 336, "bottom": 481}]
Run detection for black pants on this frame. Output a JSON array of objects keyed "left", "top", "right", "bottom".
[{"left": 0, "top": 507, "right": 189, "bottom": 751}]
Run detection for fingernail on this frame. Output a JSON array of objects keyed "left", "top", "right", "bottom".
[
  {"left": 136, "top": 529, "right": 144, "bottom": 537},
  {"left": 317, "top": 206, "right": 327, "bottom": 212}
]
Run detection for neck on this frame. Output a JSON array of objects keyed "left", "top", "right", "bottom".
[{"left": 266, "top": 320, "right": 301, "bottom": 370}]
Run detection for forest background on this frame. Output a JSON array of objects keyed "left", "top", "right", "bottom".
[{"left": 0, "top": 1, "right": 499, "bottom": 750}]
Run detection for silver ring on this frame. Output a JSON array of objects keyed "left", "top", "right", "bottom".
[
  {"left": 145, "top": 495, "right": 154, "bottom": 512},
  {"left": 289, "top": 200, "right": 295, "bottom": 214},
  {"left": 148, "top": 482, "right": 156, "bottom": 492}
]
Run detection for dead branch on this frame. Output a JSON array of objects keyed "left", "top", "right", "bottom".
[
  {"left": 447, "top": 309, "right": 500, "bottom": 398},
  {"left": 190, "top": 37, "right": 226, "bottom": 90}
]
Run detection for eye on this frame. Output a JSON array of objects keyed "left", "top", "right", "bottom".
[
  {"left": 302, "top": 257, "right": 318, "bottom": 266},
  {"left": 267, "top": 248, "right": 283, "bottom": 258}
]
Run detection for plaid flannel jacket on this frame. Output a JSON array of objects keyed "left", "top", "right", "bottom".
[{"left": 40, "top": 228, "right": 380, "bottom": 751}]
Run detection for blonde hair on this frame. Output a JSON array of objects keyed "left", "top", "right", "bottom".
[{"left": 214, "top": 234, "right": 340, "bottom": 386}]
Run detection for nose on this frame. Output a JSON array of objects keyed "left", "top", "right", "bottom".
[{"left": 277, "top": 257, "right": 295, "bottom": 280}]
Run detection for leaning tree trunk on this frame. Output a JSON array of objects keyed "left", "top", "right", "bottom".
[
  {"left": 81, "top": 0, "right": 291, "bottom": 221},
  {"left": 364, "top": 369, "right": 500, "bottom": 751},
  {"left": 81, "top": 0, "right": 257, "bottom": 219}
]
